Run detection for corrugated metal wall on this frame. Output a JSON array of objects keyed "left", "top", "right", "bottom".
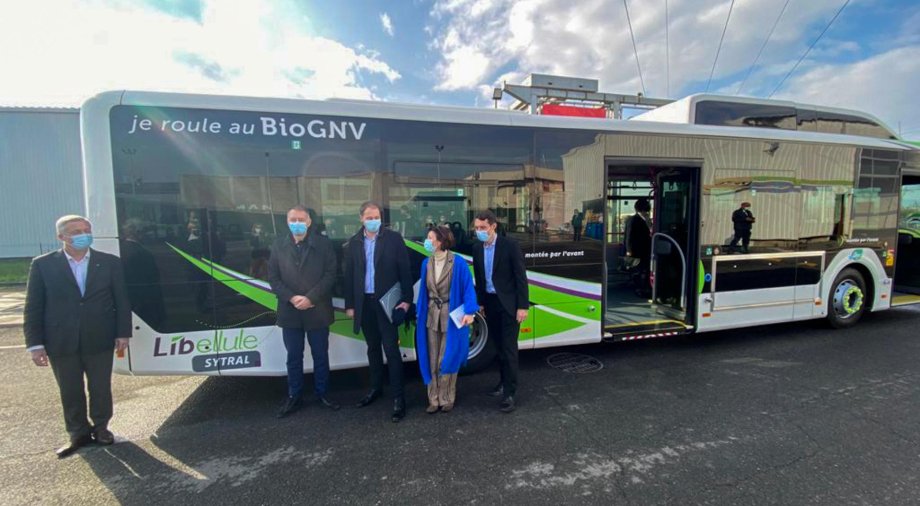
[{"left": 0, "top": 108, "right": 84, "bottom": 258}]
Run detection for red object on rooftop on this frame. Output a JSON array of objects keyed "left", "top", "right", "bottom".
[{"left": 541, "top": 104, "right": 607, "bottom": 118}]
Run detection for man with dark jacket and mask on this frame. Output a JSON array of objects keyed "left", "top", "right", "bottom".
[
  {"left": 729, "top": 202, "right": 756, "bottom": 253},
  {"left": 268, "top": 206, "right": 340, "bottom": 418}
]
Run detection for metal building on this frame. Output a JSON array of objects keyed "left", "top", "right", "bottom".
[{"left": 0, "top": 107, "right": 83, "bottom": 258}]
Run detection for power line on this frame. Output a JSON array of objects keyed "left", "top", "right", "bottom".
[
  {"left": 706, "top": 0, "right": 736, "bottom": 92},
  {"left": 623, "top": 0, "right": 646, "bottom": 95},
  {"left": 736, "top": 0, "right": 790, "bottom": 95},
  {"left": 769, "top": 0, "right": 851, "bottom": 98},
  {"left": 665, "top": 0, "right": 670, "bottom": 97}
]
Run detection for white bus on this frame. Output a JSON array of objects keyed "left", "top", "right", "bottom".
[{"left": 79, "top": 91, "right": 920, "bottom": 376}]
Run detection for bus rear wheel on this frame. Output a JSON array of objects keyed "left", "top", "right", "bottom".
[
  {"left": 461, "top": 312, "right": 495, "bottom": 374},
  {"left": 827, "top": 268, "right": 867, "bottom": 329}
]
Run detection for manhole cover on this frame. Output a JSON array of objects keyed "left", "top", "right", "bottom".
[{"left": 546, "top": 353, "right": 603, "bottom": 373}]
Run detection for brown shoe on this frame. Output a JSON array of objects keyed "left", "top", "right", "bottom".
[
  {"left": 93, "top": 428, "right": 115, "bottom": 446},
  {"left": 441, "top": 403, "right": 454, "bottom": 413},
  {"left": 426, "top": 404, "right": 439, "bottom": 414}
]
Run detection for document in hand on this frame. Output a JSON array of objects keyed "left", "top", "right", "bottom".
[
  {"left": 449, "top": 305, "right": 467, "bottom": 329},
  {"left": 379, "top": 282, "right": 402, "bottom": 323}
]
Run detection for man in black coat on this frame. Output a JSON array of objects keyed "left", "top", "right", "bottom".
[
  {"left": 24, "top": 215, "right": 132, "bottom": 458},
  {"left": 343, "top": 201, "right": 413, "bottom": 422},
  {"left": 472, "top": 210, "right": 529, "bottom": 413},
  {"left": 268, "top": 206, "right": 340, "bottom": 418},
  {"left": 729, "top": 202, "right": 756, "bottom": 253},
  {"left": 625, "top": 198, "right": 652, "bottom": 297}
]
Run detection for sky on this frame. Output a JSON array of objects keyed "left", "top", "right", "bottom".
[{"left": 2, "top": 0, "right": 919, "bottom": 137}]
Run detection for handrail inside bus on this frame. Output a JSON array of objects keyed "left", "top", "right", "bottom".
[{"left": 650, "top": 233, "right": 687, "bottom": 313}]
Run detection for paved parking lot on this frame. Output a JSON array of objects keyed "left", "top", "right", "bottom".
[{"left": 2, "top": 303, "right": 920, "bottom": 505}]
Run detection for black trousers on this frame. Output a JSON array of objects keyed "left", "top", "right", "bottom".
[
  {"left": 483, "top": 293, "right": 519, "bottom": 398},
  {"left": 730, "top": 229, "right": 751, "bottom": 252},
  {"left": 361, "top": 294, "right": 404, "bottom": 398},
  {"left": 48, "top": 349, "right": 114, "bottom": 442}
]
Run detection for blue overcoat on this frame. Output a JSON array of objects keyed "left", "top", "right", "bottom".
[{"left": 415, "top": 255, "right": 479, "bottom": 384}]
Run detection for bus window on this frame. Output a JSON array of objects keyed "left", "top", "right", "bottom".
[
  {"left": 381, "top": 121, "right": 532, "bottom": 259},
  {"left": 533, "top": 131, "right": 605, "bottom": 267},
  {"left": 695, "top": 101, "right": 796, "bottom": 130}
]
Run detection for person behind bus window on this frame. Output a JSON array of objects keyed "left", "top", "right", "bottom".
[
  {"left": 415, "top": 226, "right": 478, "bottom": 414},
  {"left": 473, "top": 210, "right": 529, "bottom": 413},
  {"left": 344, "top": 201, "right": 413, "bottom": 423},
  {"left": 23, "top": 215, "right": 132, "bottom": 458},
  {"left": 730, "top": 202, "right": 756, "bottom": 253},
  {"left": 571, "top": 209, "right": 585, "bottom": 241},
  {"left": 625, "top": 198, "right": 652, "bottom": 297},
  {"left": 267, "top": 206, "right": 340, "bottom": 418}
]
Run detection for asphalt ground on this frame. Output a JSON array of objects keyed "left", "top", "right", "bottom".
[{"left": 2, "top": 305, "right": 920, "bottom": 505}]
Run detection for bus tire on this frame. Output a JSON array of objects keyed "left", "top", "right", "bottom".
[
  {"left": 827, "top": 267, "right": 867, "bottom": 329},
  {"left": 461, "top": 312, "right": 495, "bottom": 374}
]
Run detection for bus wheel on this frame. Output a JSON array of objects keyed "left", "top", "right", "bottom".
[
  {"left": 828, "top": 268, "right": 867, "bottom": 329},
  {"left": 461, "top": 312, "right": 495, "bottom": 374}
]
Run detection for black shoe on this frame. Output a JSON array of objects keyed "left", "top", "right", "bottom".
[
  {"left": 486, "top": 384, "right": 504, "bottom": 398},
  {"left": 499, "top": 396, "right": 516, "bottom": 413},
  {"left": 56, "top": 434, "right": 93, "bottom": 459},
  {"left": 356, "top": 389, "right": 382, "bottom": 408},
  {"left": 391, "top": 397, "right": 406, "bottom": 423},
  {"left": 317, "top": 396, "right": 341, "bottom": 411},
  {"left": 276, "top": 396, "right": 303, "bottom": 418},
  {"left": 92, "top": 427, "right": 115, "bottom": 446}
]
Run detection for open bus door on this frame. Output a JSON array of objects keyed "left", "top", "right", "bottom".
[
  {"left": 893, "top": 171, "right": 920, "bottom": 305},
  {"left": 604, "top": 161, "right": 700, "bottom": 338}
]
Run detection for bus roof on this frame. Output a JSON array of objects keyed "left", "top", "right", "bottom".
[{"left": 84, "top": 90, "right": 917, "bottom": 152}]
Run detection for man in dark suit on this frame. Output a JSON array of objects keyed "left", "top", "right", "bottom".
[
  {"left": 343, "top": 201, "right": 413, "bottom": 422},
  {"left": 472, "top": 210, "right": 529, "bottom": 413},
  {"left": 268, "top": 206, "right": 340, "bottom": 418},
  {"left": 571, "top": 209, "right": 584, "bottom": 242},
  {"left": 625, "top": 198, "right": 652, "bottom": 297},
  {"left": 729, "top": 202, "right": 756, "bottom": 253},
  {"left": 24, "top": 215, "right": 132, "bottom": 458}
]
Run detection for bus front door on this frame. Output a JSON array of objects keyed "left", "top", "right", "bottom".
[{"left": 604, "top": 163, "right": 700, "bottom": 338}]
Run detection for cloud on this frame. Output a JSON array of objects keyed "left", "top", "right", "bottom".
[
  {"left": 380, "top": 12, "right": 394, "bottom": 37},
  {"left": 429, "top": 0, "right": 876, "bottom": 97},
  {"left": 173, "top": 50, "right": 238, "bottom": 82},
  {"left": 0, "top": 0, "right": 399, "bottom": 106},
  {"left": 774, "top": 45, "right": 920, "bottom": 135}
]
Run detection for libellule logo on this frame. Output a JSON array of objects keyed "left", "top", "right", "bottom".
[{"left": 153, "top": 329, "right": 259, "bottom": 357}]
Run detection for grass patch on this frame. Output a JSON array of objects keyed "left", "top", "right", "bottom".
[{"left": 0, "top": 258, "right": 31, "bottom": 284}]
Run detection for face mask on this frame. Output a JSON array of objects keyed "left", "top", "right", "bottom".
[
  {"left": 476, "top": 230, "right": 490, "bottom": 242},
  {"left": 423, "top": 239, "right": 436, "bottom": 253},
  {"left": 288, "top": 222, "right": 307, "bottom": 236},
  {"left": 364, "top": 219, "right": 381, "bottom": 233},
  {"left": 70, "top": 233, "right": 93, "bottom": 250}
]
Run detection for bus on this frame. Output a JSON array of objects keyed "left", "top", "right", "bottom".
[{"left": 79, "top": 90, "right": 920, "bottom": 376}]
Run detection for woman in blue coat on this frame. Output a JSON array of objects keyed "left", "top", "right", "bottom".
[{"left": 416, "top": 225, "right": 479, "bottom": 413}]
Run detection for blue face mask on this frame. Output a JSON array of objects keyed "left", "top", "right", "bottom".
[
  {"left": 288, "top": 222, "right": 308, "bottom": 236},
  {"left": 476, "top": 230, "right": 490, "bottom": 242},
  {"left": 364, "top": 219, "right": 381, "bottom": 233},
  {"left": 423, "top": 239, "right": 436, "bottom": 253},
  {"left": 70, "top": 233, "right": 93, "bottom": 250}
]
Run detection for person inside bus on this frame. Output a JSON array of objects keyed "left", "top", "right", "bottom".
[
  {"left": 267, "top": 205, "right": 340, "bottom": 418},
  {"left": 416, "top": 226, "right": 478, "bottom": 413},
  {"left": 625, "top": 198, "right": 652, "bottom": 298},
  {"left": 730, "top": 202, "right": 756, "bottom": 253},
  {"left": 23, "top": 215, "right": 132, "bottom": 458},
  {"left": 473, "top": 210, "right": 529, "bottom": 413},
  {"left": 344, "top": 201, "right": 413, "bottom": 423}
]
